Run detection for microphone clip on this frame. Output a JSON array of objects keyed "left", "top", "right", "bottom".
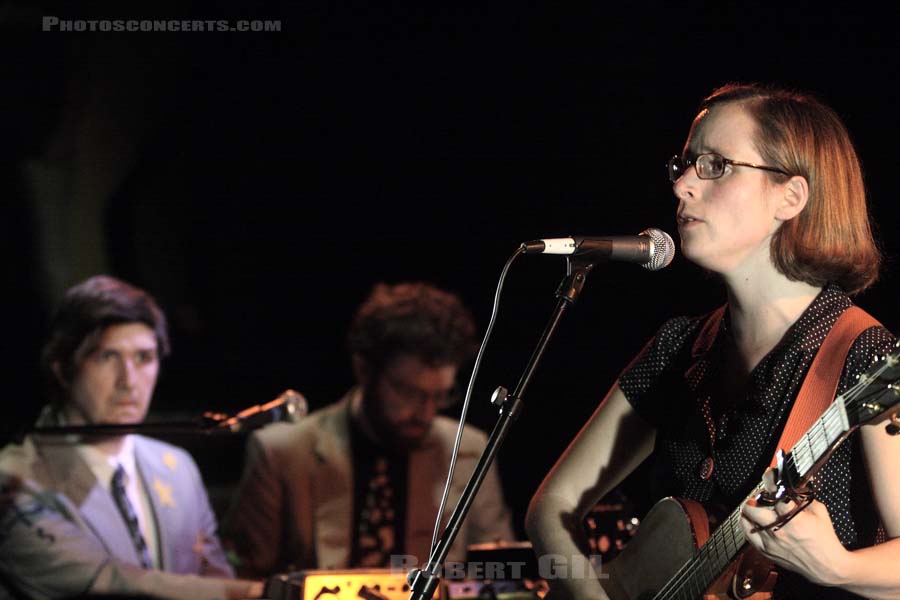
[{"left": 556, "top": 253, "right": 597, "bottom": 303}]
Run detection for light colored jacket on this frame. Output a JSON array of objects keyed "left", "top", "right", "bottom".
[{"left": 0, "top": 433, "right": 239, "bottom": 600}]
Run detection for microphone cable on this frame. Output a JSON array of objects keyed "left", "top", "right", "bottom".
[{"left": 429, "top": 244, "right": 524, "bottom": 557}]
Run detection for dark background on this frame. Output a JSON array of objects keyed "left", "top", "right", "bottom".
[{"left": 4, "top": 2, "right": 900, "bottom": 542}]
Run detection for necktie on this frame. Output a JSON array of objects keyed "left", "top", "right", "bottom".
[
  {"left": 111, "top": 464, "right": 154, "bottom": 569},
  {"left": 356, "top": 456, "right": 396, "bottom": 568}
]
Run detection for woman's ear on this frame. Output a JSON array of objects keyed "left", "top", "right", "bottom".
[{"left": 775, "top": 174, "right": 810, "bottom": 221}]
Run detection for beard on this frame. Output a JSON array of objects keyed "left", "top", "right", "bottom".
[{"left": 361, "top": 389, "right": 432, "bottom": 452}]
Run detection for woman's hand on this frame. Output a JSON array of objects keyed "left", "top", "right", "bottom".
[{"left": 741, "top": 497, "right": 850, "bottom": 587}]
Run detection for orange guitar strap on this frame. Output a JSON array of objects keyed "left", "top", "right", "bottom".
[
  {"left": 768, "top": 305, "right": 881, "bottom": 468},
  {"left": 731, "top": 306, "right": 882, "bottom": 599}
]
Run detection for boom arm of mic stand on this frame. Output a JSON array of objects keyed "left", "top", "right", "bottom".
[
  {"left": 408, "top": 255, "right": 594, "bottom": 600},
  {"left": 26, "top": 418, "right": 224, "bottom": 438},
  {"left": 23, "top": 390, "right": 308, "bottom": 439}
]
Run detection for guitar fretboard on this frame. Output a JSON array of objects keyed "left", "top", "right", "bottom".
[
  {"left": 791, "top": 400, "right": 850, "bottom": 476},
  {"left": 655, "top": 398, "right": 853, "bottom": 600},
  {"left": 646, "top": 342, "right": 899, "bottom": 600}
]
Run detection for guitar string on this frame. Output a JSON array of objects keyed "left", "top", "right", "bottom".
[
  {"left": 653, "top": 354, "right": 896, "bottom": 599},
  {"left": 790, "top": 355, "right": 898, "bottom": 477},
  {"left": 654, "top": 497, "right": 754, "bottom": 599},
  {"left": 658, "top": 403, "right": 841, "bottom": 600},
  {"left": 673, "top": 354, "right": 899, "bottom": 598},
  {"left": 656, "top": 399, "right": 852, "bottom": 600},
  {"left": 653, "top": 352, "right": 898, "bottom": 599},
  {"left": 685, "top": 351, "right": 899, "bottom": 597},
  {"left": 784, "top": 351, "right": 897, "bottom": 478}
]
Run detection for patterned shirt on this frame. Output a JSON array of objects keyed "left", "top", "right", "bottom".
[{"left": 619, "top": 284, "right": 895, "bottom": 599}]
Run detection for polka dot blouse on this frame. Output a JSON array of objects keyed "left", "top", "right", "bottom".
[{"left": 618, "top": 284, "right": 896, "bottom": 599}]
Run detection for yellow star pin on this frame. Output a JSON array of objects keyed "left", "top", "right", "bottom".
[
  {"left": 153, "top": 478, "right": 176, "bottom": 508},
  {"left": 162, "top": 452, "right": 178, "bottom": 470}
]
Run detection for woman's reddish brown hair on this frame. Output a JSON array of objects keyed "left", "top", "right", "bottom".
[{"left": 701, "top": 83, "right": 880, "bottom": 295}]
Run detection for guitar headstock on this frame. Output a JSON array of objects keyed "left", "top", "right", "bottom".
[{"left": 849, "top": 340, "right": 900, "bottom": 432}]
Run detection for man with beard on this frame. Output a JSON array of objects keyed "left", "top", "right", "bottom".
[{"left": 222, "top": 282, "right": 513, "bottom": 576}]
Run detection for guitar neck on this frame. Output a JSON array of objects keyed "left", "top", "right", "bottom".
[
  {"left": 649, "top": 343, "right": 900, "bottom": 600},
  {"left": 654, "top": 398, "right": 855, "bottom": 600},
  {"left": 789, "top": 398, "right": 852, "bottom": 479}
]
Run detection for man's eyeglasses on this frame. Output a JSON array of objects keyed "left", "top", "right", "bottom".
[
  {"left": 381, "top": 374, "right": 460, "bottom": 410},
  {"left": 667, "top": 153, "right": 790, "bottom": 183}
]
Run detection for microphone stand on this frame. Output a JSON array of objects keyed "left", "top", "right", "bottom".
[
  {"left": 29, "top": 419, "right": 228, "bottom": 438},
  {"left": 408, "top": 254, "right": 596, "bottom": 600}
]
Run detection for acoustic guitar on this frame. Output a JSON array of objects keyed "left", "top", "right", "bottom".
[{"left": 599, "top": 341, "right": 900, "bottom": 600}]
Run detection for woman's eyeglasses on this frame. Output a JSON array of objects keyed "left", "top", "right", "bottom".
[{"left": 667, "top": 153, "right": 790, "bottom": 183}]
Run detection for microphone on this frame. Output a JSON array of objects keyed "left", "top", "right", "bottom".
[
  {"left": 206, "top": 389, "right": 309, "bottom": 433},
  {"left": 521, "top": 227, "right": 675, "bottom": 271}
]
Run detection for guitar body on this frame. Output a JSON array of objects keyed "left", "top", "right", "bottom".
[{"left": 600, "top": 498, "right": 775, "bottom": 600}]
